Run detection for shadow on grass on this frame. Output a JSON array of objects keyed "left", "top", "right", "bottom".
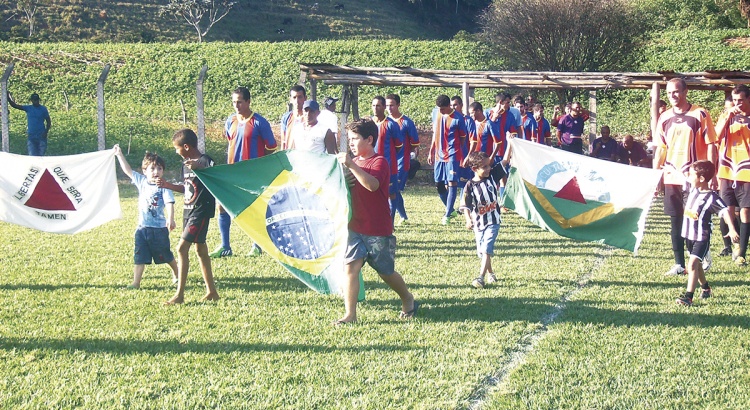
[
  {"left": 0, "top": 337, "right": 419, "bottom": 355},
  {"left": 0, "top": 283, "right": 118, "bottom": 291},
  {"left": 219, "top": 275, "right": 311, "bottom": 293}
]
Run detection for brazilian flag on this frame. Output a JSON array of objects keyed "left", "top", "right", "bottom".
[{"left": 195, "top": 150, "right": 363, "bottom": 299}]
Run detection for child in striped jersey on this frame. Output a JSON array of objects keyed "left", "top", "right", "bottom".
[
  {"left": 460, "top": 152, "right": 501, "bottom": 289},
  {"left": 676, "top": 160, "right": 739, "bottom": 306}
]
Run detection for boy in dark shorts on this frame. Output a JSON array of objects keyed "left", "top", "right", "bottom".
[
  {"left": 158, "top": 129, "right": 219, "bottom": 304},
  {"left": 675, "top": 160, "right": 738, "bottom": 306},
  {"left": 114, "top": 145, "right": 178, "bottom": 289},
  {"left": 334, "top": 119, "right": 418, "bottom": 325}
]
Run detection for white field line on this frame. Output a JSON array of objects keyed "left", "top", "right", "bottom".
[{"left": 461, "top": 246, "right": 614, "bottom": 410}]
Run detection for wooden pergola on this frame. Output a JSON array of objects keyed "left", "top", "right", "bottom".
[{"left": 299, "top": 64, "right": 750, "bottom": 144}]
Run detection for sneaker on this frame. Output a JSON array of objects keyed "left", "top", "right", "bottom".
[
  {"left": 249, "top": 245, "right": 262, "bottom": 257},
  {"left": 702, "top": 250, "right": 712, "bottom": 272},
  {"left": 486, "top": 272, "right": 498, "bottom": 284},
  {"left": 440, "top": 216, "right": 451, "bottom": 225},
  {"left": 735, "top": 256, "right": 747, "bottom": 267},
  {"left": 732, "top": 244, "right": 740, "bottom": 260},
  {"left": 664, "top": 264, "right": 686, "bottom": 276},
  {"left": 209, "top": 246, "right": 233, "bottom": 258},
  {"left": 395, "top": 218, "right": 409, "bottom": 227},
  {"left": 719, "top": 247, "right": 732, "bottom": 257},
  {"left": 471, "top": 277, "right": 485, "bottom": 289},
  {"left": 676, "top": 292, "right": 693, "bottom": 307},
  {"left": 700, "top": 286, "right": 712, "bottom": 299}
]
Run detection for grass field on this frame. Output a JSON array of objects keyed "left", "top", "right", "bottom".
[{"left": 1, "top": 177, "right": 750, "bottom": 409}]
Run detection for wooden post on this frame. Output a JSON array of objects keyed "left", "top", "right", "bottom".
[
  {"left": 588, "top": 90, "right": 596, "bottom": 153},
  {"left": 196, "top": 64, "right": 208, "bottom": 153},
  {"left": 1, "top": 63, "right": 14, "bottom": 152},
  {"left": 310, "top": 79, "right": 317, "bottom": 102},
  {"left": 650, "top": 82, "right": 660, "bottom": 140},
  {"left": 461, "top": 82, "right": 473, "bottom": 115},
  {"left": 339, "top": 84, "right": 351, "bottom": 153},
  {"left": 97, "top": 64, "right": 111, "bottom": 151},
  {"left": 352, "top": 85, "right": 359, "bottom": 121}
]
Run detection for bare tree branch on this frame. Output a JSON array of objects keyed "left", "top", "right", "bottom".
[{"left": 159, "top": 0, "right": 237, "bottom": 43}]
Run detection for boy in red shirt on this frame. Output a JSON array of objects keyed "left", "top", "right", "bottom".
[{"left": 335, "top": 119, "right": 418, "bottom": 324}]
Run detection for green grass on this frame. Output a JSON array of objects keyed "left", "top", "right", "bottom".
[{"left": 2, "top": 179, "right": 750, "bottom": 408}]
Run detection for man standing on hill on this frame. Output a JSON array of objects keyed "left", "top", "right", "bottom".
[
  {"left": 654, "top": 78, "right": 717, "bottom": 276},
  {"left": 211, "top": 87, "right": 277, "bottom": 259},
  {"left": 7, "top": 92, "right": 51, "bottom": 156},
  {"left": 280, "top": 85, "right": 306, "bottom": 150}
]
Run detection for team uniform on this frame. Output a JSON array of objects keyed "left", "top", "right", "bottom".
[
  {"left": 131, "top": 171, "right": 176, "bottom": 265},
  {"left": 682, "top": 188, "right": 730, "bottom": 260},
  {"left": 591, "top": 137, "right": 618, "bottom": 161},
  {"left": 432, "top": 109, "right": 468, "bottom": 183},
  {"left": 180, "top": 154, "right": 216, "bottom": 244},
  {"left": 485, "top": 108, "right": 517, "bottom": 180},
  {"left": 225, "top": 112, "right": 277, "bottom": 163},
  {"left": 616, "top": 141, "right": 649, "bottom": 166},
  {"left": 373, "top": 116, "right": 404, "bottom": 195},
  {"left": 533, "top": 117, "right": 551, "bottom": 144},
  {"left": 391, "top": 115, "right": 419, "bottom": 191},
  {"left": 518, "top": 112, "right": 537, "bottom": 141},
  {"left": 556, "top": 114, "right": 586, "bottom": 154},
  {"left": 460, "top": 176, "right": 501, "bottom": 257},
  {"left": 280, "top": 110, "right": 304, "bottom": 150},
  {"left": 716, "top": 111, "right": 750, "bottom": 207}
]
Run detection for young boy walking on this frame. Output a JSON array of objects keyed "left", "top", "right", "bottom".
[
  {"left": 158, "top": 129, "right": 220, "bottom": 304},
  {"left": 676, "top": 160, "right": 739, "bottom": 306},
  {"left": 113, "top": 145, "right": 178, "bottom": 289},
  {"left": 334, "top": 118, "right": 418, "bottom": 324},
  {"left": 460, "top": 152, "right": 501, "bottom": 289}
]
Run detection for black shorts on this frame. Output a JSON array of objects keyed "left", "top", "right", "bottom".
[
  {"left": 686, "top": 238, "right": 710, "bottom": 261},
  {"left": 182, "top": 216, "right": 211, "bottom": 244},
  {"left": 491, "top": 158, "right": 508, "bottom": 183},
  {"left": 720, "top": 179, "right": 750, "bottom": 208},
  {"left": 663, "top": 184, "right": 688, "bottom": 217}
]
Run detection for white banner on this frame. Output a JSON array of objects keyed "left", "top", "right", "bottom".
[{"left": 0, "top": 149, "right": 122, "bottom": 234}]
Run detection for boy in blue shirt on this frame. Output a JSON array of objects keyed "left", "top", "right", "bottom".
[{"left": 114, "top": 145, "right": 178, "bottom": 289}]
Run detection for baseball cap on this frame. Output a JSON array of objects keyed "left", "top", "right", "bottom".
[
  {"left": 324, "top": 96, "right": 339, "bottom": 107},
  {"left": 302, "top": 100, "right": 320, "bottom": 111}
]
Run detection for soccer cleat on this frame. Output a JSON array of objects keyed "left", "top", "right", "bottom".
[
  {"left": 676, "top": 293, "right": 693, "bottom": 307},
  {"left": 209, "top": 246, "right": 233, "bottom": 258},
  {"left": 486, "top": 272, "right": 498, "bottom": 284},
  {"left": 735, "top": 256, "right": 747, "bottom": 267},
  {"left": 471, "top": 277, "right": 485, "bottom": 289},
  {"left": 395, "top": 218, "right": 409, "bottom": 227},
  {"left": 700, "top": 286, "right": 712, "bottom": 299},
  {"left": 664, "top": 264, "right": 686, "bottom": 276},
  {"left": 249, "top": 245, "right": 262, "bottom": 257},
  {"left": 732, "top": 244, "right": 740, "bottom": 260},
  {"left": 702, "top": 250, "right": 712, "bottom": 272},
  {"left": 719, "top": 247, "right": 732, "bottom": 257}
]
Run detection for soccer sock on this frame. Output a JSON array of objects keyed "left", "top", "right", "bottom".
[
  {"left": 446, "top": 186, "right": 457, "bottom": 217},
  {"left": 390, "top": 198, "right": 396, "bottom": 220},
  {"left": 218, "top": 211, "right": 231, "bottom": 250},
  {"left": 395, "top": 192, "right": 408, "bottom": 220},
  {"left": 701, "top": 282, "right": 710, "bottom": 290},
  {"left": 670, "top": 216, "right": 685, "bottom": 267},
  {"left": 720, "top": 219, "right": 732, "bottom": 249},
  {"left": 741, "top": 222, "right": 750, "bottom": 258},
  {"left": 437, "top": 182, "right": 448, "bottom": 206},
  {"left": 685, "top": 291, "right": 694, "bottom": 299}
]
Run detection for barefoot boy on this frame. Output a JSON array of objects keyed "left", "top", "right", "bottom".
[
  {"left": 676, "top": 160, "right": 739, "bottom": 306},
  {"left": 113, "top": 145, "right": 178, "bottom": 289},
  {"left": 158, "top": 129, "right": 219, "bottom": 304},
  {"left": 459, "top": 151, "right": 501, "bottom": 289},
  {"left": 335, "top": 118, "right": 417, "bottom": 324}
]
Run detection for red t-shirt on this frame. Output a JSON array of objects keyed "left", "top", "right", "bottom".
[{"left": 349, "top": 154, "right": 392, "bottom": 236}]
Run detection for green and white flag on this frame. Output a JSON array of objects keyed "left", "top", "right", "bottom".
[
  {"left": 195, "top": 150, "right": 363, "bottom": 299},
  {"left": 503, "top": 138, "right": 662, "bottom": 253}
]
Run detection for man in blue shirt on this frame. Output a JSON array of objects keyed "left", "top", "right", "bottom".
[{"left": 8, "top": 92, "right": 51, "bottom": 156}]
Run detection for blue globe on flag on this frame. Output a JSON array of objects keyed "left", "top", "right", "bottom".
[{"left": 265, "top": 186, "right": 335, "bottom": 260}]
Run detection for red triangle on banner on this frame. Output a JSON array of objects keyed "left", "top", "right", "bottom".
[
  {"left": 23, "top": 169, "right": 77, "bottom": 211},
  {"left": 553, "top": 176, "right": 587, "bottom": 204}
]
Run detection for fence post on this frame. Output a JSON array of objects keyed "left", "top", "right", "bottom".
[
  {"left": 1, "top": 63, "right": 14, "bottom": 153},
  {"left": 339, "top": 84, "right": 351, "bottom": 153},
  {"left": 588, "top": 89, "right": 597, "bottom": 153},
  {"left": 650, "top": 82, "right": 660, "bottom": 140},
  {"left": 196, "top": 64, "right": 208, "bottom": 154},
  {"left": 97, "top": 64, "right": 111, "bottom": 151},
  {"left": 461, "top": 82, "right": 474, "bottom": 115}
]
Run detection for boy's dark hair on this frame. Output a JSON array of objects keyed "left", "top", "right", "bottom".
[
  {"left": 513, "top": 95, "right": 525, "bottom": 105},
  {"left": 692, "top": 160, "right": 715, "bottom": 181},
  {"left": 436, "top": 94, "right": 451, "bottom": 108},
  {"left": 373, "top": 95, "right": 386, "bottom": 105},
  {"left": 469, "top": 101, "right": 483, "bottom": 112},
  {"left": 733, "top": 84, "right": 750, "bottom": 99},
  {"left": 534, "top": 103, "right": 544, "bottom": 111},
  {"left": 466, "top": 151, "right": 489, "bottom": 169},
  {"left": 173, "top": 128, "right": 198, "bottom": 148},
  {"left": 290, "top": 84, "right": 306, "bottom": 97},
  {"left": 346, "top": 118, "right": 379, "bottom": 147},
  {"left": 233, "top": 86, "right": 251, "bottom": 101},
  {"left": 494, "top": 92, "right": 511, "bottom": 103},
  {"left": 451, "top": 95, "right": 463, "bottom": 105},
  {"left": 142, "top": 151, "right": 165, "bottom": 170},
  {"left": 385, "top": 93, "right": 400, "bottom": 105}
]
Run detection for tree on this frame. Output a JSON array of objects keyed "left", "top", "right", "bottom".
[
  {"left": 741, "top": 0, "right": 750, "bottom": 27},
  {"left": 17, "top": 0, "right": 39, "bottom": 37},
  {"left": 159, "top": 0, "right": 237, "bottom": 43},
  {"left": 479, "top": 0, "right": 646, "bottom": 102}
]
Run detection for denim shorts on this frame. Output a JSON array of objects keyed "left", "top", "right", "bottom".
[
  {"left": 474, "top": 223, "right": 499, "bottom": 257},
  {"left": 134, "top": 226, "right": 175, "bottom": 265},
  {"left": 344, "top": 231, "right": 396, "bottom": 275}
]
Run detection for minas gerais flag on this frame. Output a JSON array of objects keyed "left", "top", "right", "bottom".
[
  {"left": 502, "top": 138, "right": 662, "bottom": 253},
  {"left": 0, "top": 149, "right": 122, "bottom": 234},
  {"left": 195, "top": 150, "right": 364, "bottom": 299}
]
